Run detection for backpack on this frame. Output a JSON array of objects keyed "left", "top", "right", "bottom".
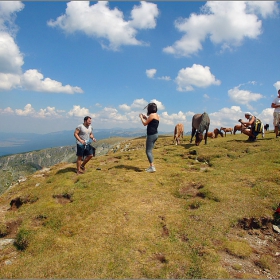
[{"left": 254, "top": 117, "right": 263, "bottom": 133}]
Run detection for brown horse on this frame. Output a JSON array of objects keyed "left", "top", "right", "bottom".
[
  {"left": 204, "top": 131, "right": 215, "bottom": 139},
  {"left": 233, "top": 124, "right": 242, "bottom": 135},
  {"left": 174, "top": 123, "right": 184, "bottom": 145},
  {"left": 220, "top": 127, "right": 233, "bottom": 137},
  {"left": 214, "top": 128, "right": 224, "bottom": 138},
  {"left": 190, "top": 112, "right": 210, "bottom": 146}
]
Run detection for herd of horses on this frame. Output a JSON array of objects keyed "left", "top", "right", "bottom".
[{"left": 173, "top": 112, "right": 269, "bottom": 146}]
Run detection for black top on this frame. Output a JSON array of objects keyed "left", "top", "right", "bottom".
[{"left": 147, "top": 119, "right": 159, "bottom": 135}]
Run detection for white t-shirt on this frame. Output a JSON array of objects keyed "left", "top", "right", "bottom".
[
  {"left": 76, "top": 124, "right": 93, "bottom": 145},
  {"left": 272, "top": 97, "right": 280, "bottom": 113}
]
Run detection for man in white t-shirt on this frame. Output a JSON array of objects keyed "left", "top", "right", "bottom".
[
  {"left": 74, "top": 116, "right": 97, "bottom": 174},
  {"left": 271, "top": 89, "right": 280, "bottom": 138}
]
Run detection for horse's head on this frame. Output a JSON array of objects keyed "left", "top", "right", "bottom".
[
  {"left": 195, "top": 131, "right": 203, "bottom": 146},
  {"left": 218, "top": 129, "right": 224, "bottom": 137}
]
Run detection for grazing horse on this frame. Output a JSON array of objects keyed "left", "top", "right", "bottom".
[
  {"left": 234, "top": 124, "right": 242, "bottom": 135},
  {"left": 220, "top": 127, "right": 233, "bottom": 137},
  {"left": 204, "top": 131, "right": 215, "bottom": 139},
  {"left": 174, "top": 123, "right": 184, "bottom": 145},
  {"left": 190, "top": 112, "right": 210, "bottom": 146},
  {"left": 264, "top": 124, "right": 269, "bottom": 131},
  {"left": 214, "top": 128, "right": 224, "bottom": 138}
]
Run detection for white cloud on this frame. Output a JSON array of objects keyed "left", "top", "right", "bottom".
[
  {"left": 273, "top": 81, "right": 280, "bottom": 92},
  {"left": 150, "top": 99, "right": 165, "bottom": 110},
  {"left": 0, "top": 1, "right": 24, "bottom": 31},
  {"left": 0, "top": 106, "right": 14, "bottom": 114},
  {"left": 209, "top": 106, "right": 243, "bottom": 128},
  {"left": 0, "top": 73, "right": 20, "bottom": 90},
  {"left": 129, "top": 1, "right": 159, "bottom": 29},
  {"left": 131, "top": 98, "right": 148, "bottom": 109},
  {"left": 161, "top": 111, "right": 187, "bottom": 125},
  {"left": 228, "top": 85, "right": 264, "bottom": 109},
  {"left": 21, "top": 69, "right": 83, "bottom": 94},
  {"left": 0, "top": 32, "right": 23, "bottom": 74},
  {"left": 163, "top": 1, "right": 278, "bottom": 57},
  {"left": 47, "top": 1, "right": 159, "bottom": 51},
  {"left": 258, "top": 107, "right": 274, "bottom": 125},
  {"left": 15, "top": 104, "right": 36, "bottom": 116},
  {"left": 37, "top": 107, "right": 62, "bottom": 118},
  {"left": 119, "top": 104, "right": 131, "bottom": 111},
  {"left": 175, "top": 64, "right": 221, "bottom": 92},
  {"left": 246, "top": 1, "right": 279, "bottom": 19},
  {"left": 146, "top": 68, "right": 157, "bottom": 79},
  {"left": 158, "top": 76, "right": 171, "bottom": 81},
  {"left": 0, "top": 2, "right": 84, "bottom": 94},
  {"left": 68, "top": 105, "right": 91, "bottom": 118}
]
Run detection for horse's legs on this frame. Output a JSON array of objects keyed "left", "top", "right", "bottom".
[
  {"left": 190, "top": 127, "right": 196, "bottom": 143},
  {"left": 205, "top": 128, "right": 208, "bottom": 144}
]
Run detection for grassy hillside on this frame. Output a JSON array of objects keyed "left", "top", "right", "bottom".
[
  {"left": 0, "top": 132, "right": 279, "bottom": 278},
  {"left": 0, "top": 137, "right": 132, "bottom": 195}
]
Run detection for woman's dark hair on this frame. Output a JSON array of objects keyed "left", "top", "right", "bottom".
[{"left": 147, "top": 103, "right": 157, "bottom": 115}]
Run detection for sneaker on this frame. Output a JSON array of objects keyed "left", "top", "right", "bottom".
[{"left": 146, "top": 166, "right": 156, "bottom": 172}]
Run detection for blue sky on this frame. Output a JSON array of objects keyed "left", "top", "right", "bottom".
[{"left": 1, "top": 1, "right": 280, "bottom": 134}]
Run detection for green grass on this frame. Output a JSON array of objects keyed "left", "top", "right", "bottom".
[{"left": 0, "top": 132, "right": 279, "bottom": 278}]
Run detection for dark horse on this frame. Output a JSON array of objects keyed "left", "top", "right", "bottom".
[{"left": 190, "top": 112, "right": 210, "bottom": 146}]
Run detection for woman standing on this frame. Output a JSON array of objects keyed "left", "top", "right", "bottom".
[{"left": 139, "top": 103, "right": 160, "bottom": 172}]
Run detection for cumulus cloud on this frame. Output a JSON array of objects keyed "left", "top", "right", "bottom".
[
  {"left": 131, "top": 98, "right": 149, "bottom": 109},
  {"left": 175, "top": 64, "right": 221, "bottom": 91},
  {"left": 150, "top": 99, "right": 165, "bottom": 110},
  {"left": 163, "top": 1, "right": 278, "bottom": 57},
  {"left": 146, "top": 68, "right": 157, "bottom": 79},
  {"left": 160, "top": 111, "right": 187, "bottom": 125},
  {"left": 21, "top": 69, "right": 83, "bottom": 94},
  {"left": 68, "top": 105, "right": 91, "bottom": 118},
  {"left": 258, "top": 107, "right": 274, "bottom": 125},
  {"left": 0, "top": 32, "right": 23, "bottom": 74},
  {"left": 228, "top": 85, "right": 264, "bottom": 109},
  {"left": 273, "top": 81, "right": 280, "bottom": 91},
  {"left": 0, "top": 2, "right": 84, "bottom": 93},
  {"left": 47, "top": 1, "right": 159, "bottom": 51},
  {"left": 37, "top": 107, "right": 62, "bottom": 118},
  {"left": 209, "top": 106, "right": 243, "bottom": 127},
  {"left": 0, "top": 1, "right": 24, "bottom": 31},
  {"left": 0, "top": 106, "right": 14, "bottom": 114},
  {"left": 119, "top": 104, "right": 131, "bottom": 111},
  {"left": 9, "top": 103, "right": 63, "bottom": 118},
  {"left": 15, "top": 104, "right": 36, "bottom": 116}
]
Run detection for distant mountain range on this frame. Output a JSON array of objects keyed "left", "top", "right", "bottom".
[{"left": 0, "top": 128, "right": 174, "bottom": 157}]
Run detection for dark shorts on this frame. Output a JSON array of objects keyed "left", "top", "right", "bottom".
[
  {"left": 252, "top": 130, "right": 259, "bottom": 137},
  {"left": 76, "top": 144, "right": 95, "bottom": 157}
]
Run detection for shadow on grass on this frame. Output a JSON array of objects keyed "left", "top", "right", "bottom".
[
  {"left": 56, "top": 167, "right": 77, "bottom": 174},
  {"left": 109, "top": 164, "right": 143, "bottom": 172},
  {"left": 182, "top": 143, "right": 196, "bottom": 149},
  {"left": 228, "top": 138, "right": 271, "bottom": 143}
]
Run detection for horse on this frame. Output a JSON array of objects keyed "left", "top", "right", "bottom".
[
  {"left": 213, "top": 128, "right": 224, "bottom": 138},
  {"left": 264, "top": 124, "right": 269, "bottom": 131},
  {"left": 190, "top": 112, "right": 210, "bottom": 146},
  {"left": 204, "top": 131, "right": 215, "bottom": 139},
  {"left": 174, "top": 123, "right": 184, "bottom": 145},
  {"left": 220, "top": 127, "right": 233, "bottom": 137},
  {"left": 233, "top": 124, "right": 242, "bottom": 135}
]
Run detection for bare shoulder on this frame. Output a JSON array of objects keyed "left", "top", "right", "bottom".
[{"left": 150, "top": 113, "right": 160, "bottom": 121}]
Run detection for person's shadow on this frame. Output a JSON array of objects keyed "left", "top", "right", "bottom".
[
  {"left": 109, "top": 165, "right": 143, "bottom": 172},
  {"left": 56, "top": 167, "right": 77, "bottom": 174}
]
